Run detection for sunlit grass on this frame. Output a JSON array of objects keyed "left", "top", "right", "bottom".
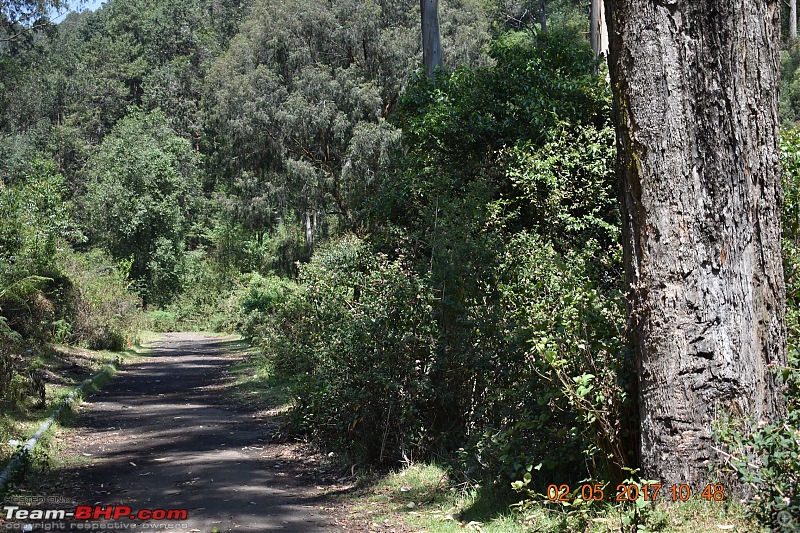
[
  {"left": 0, "top": 342, "right": 148, "bottom": 471},
  {"left": 336, "top": 462, "right": 768, "bottom": 533},
  {"left": 225, "top": 349, "right": 297, "bottom": 413}
]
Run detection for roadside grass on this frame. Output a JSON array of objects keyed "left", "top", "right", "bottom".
[
  {"left": 336, "top": 463, "right": 766, "bottom": 532},
  {"left": 338, "top": 463, "right": 530, "bottom": 532},
  {"left": 0, "top": 336, "right": 157, "bottom": 475},
  {"left": 134, "top": 329, "right": 167, "bottom": 346},
  {"left": 225, "top": 348, "right": 297, "bottom": 413}
]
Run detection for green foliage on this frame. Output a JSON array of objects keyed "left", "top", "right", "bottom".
[
  {"left": 56, "top": 247, "right": 142, "bottom": 350},
  {"left": 382, "top": 30, "right": 626, "bottom": 484},
  {"left": 235, "top": 272, "right": 297, "bottom": 340},
  {"left": 0, "top": 160, "right": 74, "bottom": 280},
  {"left": 0, "top": 159, "right": 76, "bottom": 342},
  {"left": 471, "top": 232, "right": 631, "bottom": 486},
  {"left": 203, "top": 0, "right": 489, "bottom": 251},
  {"left": 154, "top": 248, "right": 235, "bottom": 332},
  {"left": 1, "top": 0, "right": 240, "bottom": 210},
  {"left": 781, "top": 44, "right": 800, "bottom": 127},
  {"left": 257, "top": 30, "right": 632, "bottom": 490},
  {"left": 0, "top": 160, "right": 140, "bottom": 404},
  {"left": 782, "top": 127, "right": 800, "bottom": 311},
  {"left": 83, "top": 107, "right": 201, "bottom": 306},
  {"left": 147, "top": 309, "right": 178, "bottom": 333},
  {"left": 486, "top": 0, "right": 591, "bottom": 37},
  {"left": 262, "top": 235, "right": 440, "bottom": 462},
  {"left": 0, "top": 0, "right": 65, "bottom": 53},
  {"left": 393, "top": 29, "right": 607, "bottom": 183},
  {"left": 501, "top": 124, "right": 619, "bottom": 257},
  {"left": 715, "top": 342, "right": 800, "bottom": 529}
]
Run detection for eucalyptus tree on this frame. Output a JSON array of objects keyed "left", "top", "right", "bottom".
[
  {"left": 421, "top": 0, "right": 442, "bottom": 77},
  {"left": 605, "top": 0, "right": 786, "bottom": 486},
  {"left": 590, "top": 0, "right": 606, "bottom": 59},
  {"left": 1, "top": 0, "right": 67, "bottom": 45},
  {"left": 203, "top": 0, "right": 488, "bottom": 245}
]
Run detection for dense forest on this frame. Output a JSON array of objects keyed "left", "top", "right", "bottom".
[{"left": 2, "top": 0, "right": 800, "bottom": 530}]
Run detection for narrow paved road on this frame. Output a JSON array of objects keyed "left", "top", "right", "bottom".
[{"left": 9, "top": 333, "right": 338, "bottom": 532}]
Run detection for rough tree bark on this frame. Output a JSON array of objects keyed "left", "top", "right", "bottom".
[
  {"left": 420, "top": 0, "right": 443, "bottom": 78},
  {"left": 605, "top": 0, "right": 787, "bottom": 486}
]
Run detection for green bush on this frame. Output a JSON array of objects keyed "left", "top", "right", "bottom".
[
  {"left": 264, "top": 229, "right": 633, "bottom": 483},
  {"left": 467, "top": 233, "right": 632, "bottom": 487},
  {"left": 148, "top": 310, "right": 178, "bottom": 333},
  {"left": 0, "top": 160, "right": 141, "bottom": 405},
  {"left": 0, "top": 161, "right": 71, "bottom": 405},
  {"left": 57, "top": 248, "right": 142, "bottom": 351},
  {"left": 262, "top": 32, "right": 634, "bottom": 486},
  {"left": 235, "top": 272, "right": 297, "bottom": 340},
  {"left": 0, "top": 159, "right": 75, "bottom": 340},
  {"left": 159, "top": 249, "right": 239, "bottom": 332},
  {"left": 261, "top": 235, "right": 440, "bottom": 463},
  {"left": 82, "top": 108, "right": 201, "bottom": 307}
]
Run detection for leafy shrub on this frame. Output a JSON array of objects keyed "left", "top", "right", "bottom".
[
  {"left": 57, "top": 248, "right": 142, "bottom": 351},
  {"left": 257, "top": 288, "right": 316, "bottom": 377},
  {"left": 716, "top": 339, "right": 800, "bottom": 528},
  {"left": 159, "top": 250, "right": 239, "bottom": 332},
  {"left": 0, "top": 161, "right": 75, "bottom": 404},
  {"left": 501, "top": 124, "right": 619, "bottom": 260},
  {"left": 263, "top": 32, "right": 634, "bottom": 486},
  {"left": 156, "top": 247, "right": 299, "bottom": 334},
  {"left": 781, "top": 44, "right": 800, "bottom": 127},
  {"left": 467, "top": 233, "right": 632, "bottom": 486},
  {"left": 466, "top": 122, "right": 630, "bottom": 485},
  {"left": 392, "top": 29, "right": 609, "bottom": 196},
  {"left": 148, "top": 310, "right": 178, "bottom": 333},
  {"left": 0, "top": 159, "right": 75, "bottom": 339},
  {"left": 0, "top": 161, "right": 141, "bottom": 407},
  {"left": 262, "top": 235, "right": 440, "bottom": 463},
  {"left": 782, "top": 127, "right": 800, "bottom": 311},
  {"left": 82, "top": 108, "right": 201, "bottom": 306},
  {"left": 235, "top": 272, "right": 297, "bottom": 340}
]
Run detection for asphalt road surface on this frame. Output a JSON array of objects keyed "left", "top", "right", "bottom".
[{"left": 4, "top": 333, "right": 339, "bottom": 532}]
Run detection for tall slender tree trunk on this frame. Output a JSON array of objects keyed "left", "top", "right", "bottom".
[
  {"left": 591, "top": 0, "right": 608, "bottom": 60},
  {"left": 540, "top": 0, "right": 546, "bottom": 32},
  {"left": 791, "top": 0, "right": 797, "bottom": 41},
  {"left": 605, "top": 0, "right": 786, "bottom": 486},
  {"left": 420, "top": 0, "right": 443, "bottom": 78},
  {"left": 305, "top": 210, "right": 314, "bottom": 252}
]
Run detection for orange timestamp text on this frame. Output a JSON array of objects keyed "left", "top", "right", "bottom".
[{"left": 546, "top": 483, "right": 726, "bottom": 502}]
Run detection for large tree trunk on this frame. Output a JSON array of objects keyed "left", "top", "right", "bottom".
[
  {"left": 605, "top": 0, "right": 786, "bottom": 487},
  {"left": 420, "top": 0, "right": 443, "bottom": 78},
  {"left": 791, "top": 0, "right": 797, "bottom": 41}
]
